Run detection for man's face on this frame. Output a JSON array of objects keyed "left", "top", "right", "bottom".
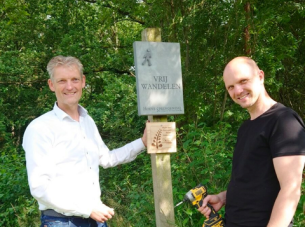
[
  {"left": 48, "top": 65, "right": 85, "bottom": 111},
  {"left": 223, "top": 62, "right": 264, "bottom": 111}
]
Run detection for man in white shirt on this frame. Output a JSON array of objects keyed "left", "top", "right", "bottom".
[{"left": 23, "top": 55, "right": 147, "bottom": 227}]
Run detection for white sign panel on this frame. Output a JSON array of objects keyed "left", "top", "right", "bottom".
[{"left": 133, "top": 41, "right": 184, "bottom": 116}]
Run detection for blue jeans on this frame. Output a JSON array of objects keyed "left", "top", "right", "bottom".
[{"left": 40, "top": 215, "right": 108, "bottom": 227}]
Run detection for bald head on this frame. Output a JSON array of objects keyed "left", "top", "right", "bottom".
[
  {"left": 224, "top": 57, "right": 260, "bottom": 79},
  {"left": 222, "top": 56, "right": 268, "bottom": 114}
]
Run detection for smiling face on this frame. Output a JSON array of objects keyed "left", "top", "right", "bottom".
[
  {"left": 48, "top": 65, "right": 85, "bottom": 113},
  {"left": 223, "top": 57, "right": 264, "bottom": 112}
]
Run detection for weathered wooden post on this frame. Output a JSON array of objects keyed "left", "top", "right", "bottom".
[{"left": 133, "top": 28, "right": 184, "bottom": 227}]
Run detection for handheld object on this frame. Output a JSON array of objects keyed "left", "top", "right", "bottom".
[{"left": 175, "top": 184, "right": 225, "bottom": 227}]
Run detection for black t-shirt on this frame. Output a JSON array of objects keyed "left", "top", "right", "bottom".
[{"left": 225, "top": 103, "right": 305, "bottom": 227}]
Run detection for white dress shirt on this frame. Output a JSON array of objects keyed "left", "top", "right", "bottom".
[{"left": 23, "top": 103, "right": 145, "bottom": 218}]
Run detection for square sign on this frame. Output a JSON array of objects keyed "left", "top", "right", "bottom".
[
  {"left": 133, "top": 41, "right": 184, "bottom": 116},
  {"left": 146, "top": 122, "right": 177, "bottom": 154}
]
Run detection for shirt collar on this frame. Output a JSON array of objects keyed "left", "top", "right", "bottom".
[{"left": 53, "top": 102, "right": 88, "bottom": 121}]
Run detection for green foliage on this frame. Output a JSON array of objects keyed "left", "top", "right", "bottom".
[
  {"left": 0, "top": 141, "right": 40, "bottom": 226},
  {"left": 171, "top": 122, "right": 236, "bottom": 226},
  {"left": 100, "top": 154, "right": 156, "bottom": 227},
  {"left": 84, "top": 73, "right": 147, "bottom": 143},
  {"left": 99, "top": 122, "right": 236, "bottom": 227}
]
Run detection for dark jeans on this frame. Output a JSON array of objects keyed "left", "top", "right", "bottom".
[{"left": 40, "top": 215, "right": 108, "bottom": 227}]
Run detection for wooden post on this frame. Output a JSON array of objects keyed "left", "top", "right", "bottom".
[{"left": 142, "top": 28, "right": 176, "bottom": 227}]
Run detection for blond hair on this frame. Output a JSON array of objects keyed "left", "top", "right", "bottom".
[{"left": 47, "top": 56, "right": 83, "bottom": 81}]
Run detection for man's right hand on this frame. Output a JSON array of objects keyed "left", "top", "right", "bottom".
[
  {"left": 141, "top": 121, "right": 149, "bottom": 147},
  {"left": 90, "top": 204, "right": 115, "bottom": 223},
  {"left": 198, "top": 191, "right": 227, "bottom": 218}
]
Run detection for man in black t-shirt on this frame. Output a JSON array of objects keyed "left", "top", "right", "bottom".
[{"left": 198, "top": 57, "right": 305, "bottom": 227}]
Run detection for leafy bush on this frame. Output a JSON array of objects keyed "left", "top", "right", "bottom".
[
  {"left": 0, "top": 143, "right": 40, "bottom": 227},
  {"left": 98, "top": 122, "right": 236, "bottom": 226}
]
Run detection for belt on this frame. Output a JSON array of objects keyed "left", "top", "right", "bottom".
[{"left": 41, "top": 209, "right": 81, "bottom": 218}]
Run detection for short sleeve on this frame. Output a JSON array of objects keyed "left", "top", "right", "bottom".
[{"left": 270, "top": 110, "right": 305, "bottom": 158}]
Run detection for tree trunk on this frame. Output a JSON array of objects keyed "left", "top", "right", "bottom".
[
  {"left": 244, "top": 2, "right": 251, "bottom": 55},
  {"left": 220, "top": 92, "right": 228, "bottom": 121}
]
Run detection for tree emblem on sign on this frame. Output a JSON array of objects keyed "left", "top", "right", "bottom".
[{"left": 151, "top": 129, "right": 163, "bottom": 149}]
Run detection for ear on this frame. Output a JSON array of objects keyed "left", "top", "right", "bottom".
[
  {"left": 82, "top": 75, "right": 86, "bottom": 88},
  {"left": 258, "top": 70, "right": 265, "bottom": 84},
  {"left": 48, "top": 79, "right": 55, "bottom": 92}
]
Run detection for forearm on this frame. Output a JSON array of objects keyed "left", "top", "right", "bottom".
[
  {"left": 30, "top": 174, "right": 96, "bottom": 217},
  {"left": 26, "top": 151, "right": 94, "bottom": 217},
  {"left": 217, "top": 191, "right": 227, "bottom": 206},
  {"left": 99, "top": 138, "right": 145, "bottom": 168},
  {"left": 270, "top": 156, "right": 305, "bottom": 227},
  {"left": 267, "top": 188, "right": 300, "bottom": 227}
]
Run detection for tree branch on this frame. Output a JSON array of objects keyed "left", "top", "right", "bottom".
[
  {"left": 82, "top": 0, "right": 145, "bottom": 25},
  {"left": 91, "top": 67, "right": 135, "bottom": 77},
  {"left": 0, "top": 80, "right": 46, "bottom": 85}
]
